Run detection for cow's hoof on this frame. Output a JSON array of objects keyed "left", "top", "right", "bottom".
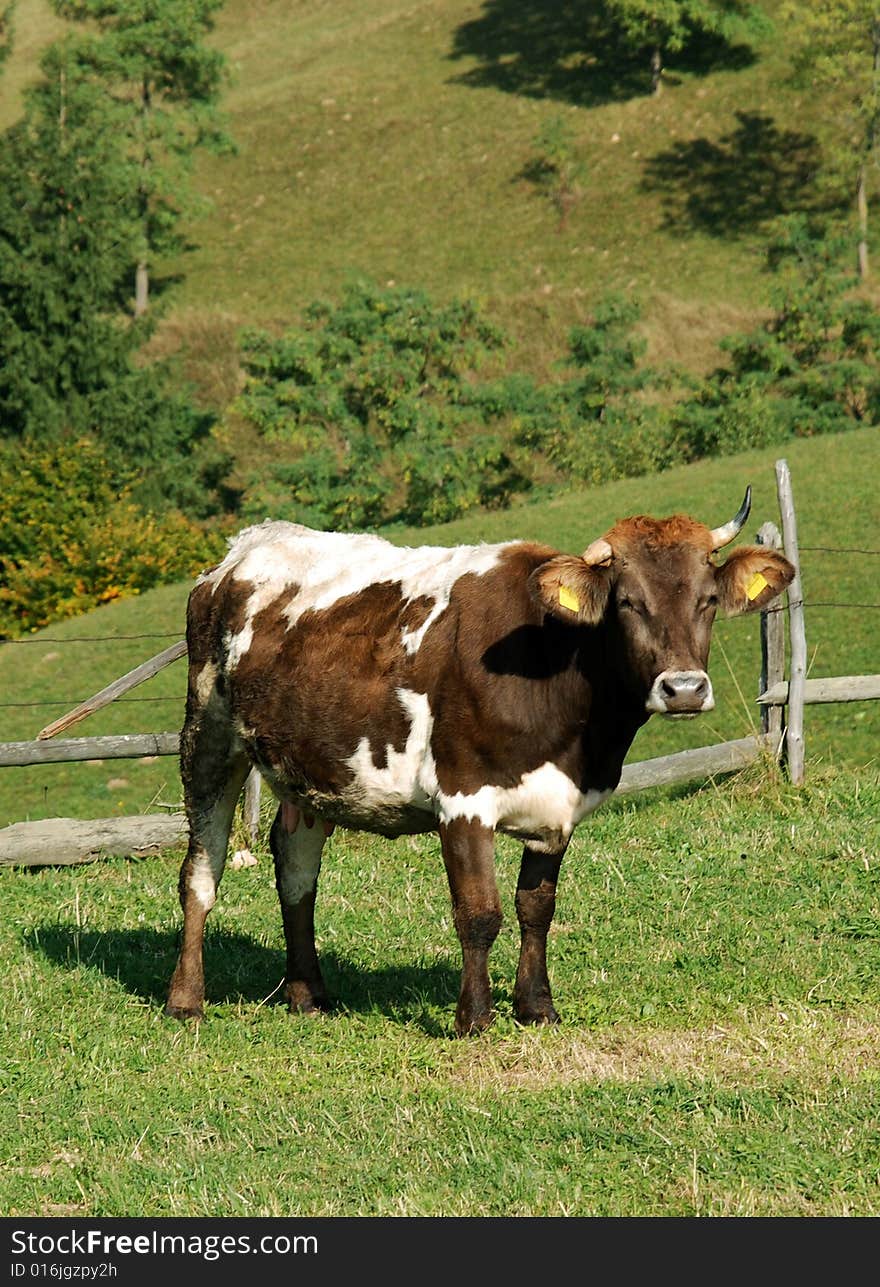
[
  {"left": 164, "top": 1002, "right": 203, "bottom": 1022},
  {"left": 286, "top": 984, "right": 331, "bottom": 1015},
  {"left": 515, "top": 1006, "right": 559, "bottom": 1027},
  {"left": 288, "top": 1000, "right": 331, "bottom": 1016},
  {"left": 453, "top": 1011, "right": 494, "bottom": 1038}
]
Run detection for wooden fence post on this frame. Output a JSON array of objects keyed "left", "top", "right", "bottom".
[
  {"left": 775, "top": 459, "right": 807, "bottom": 785},
  {"left": 243, "top": 768, "right": 262, "bottom": 848},
  {"left": 757, "top": 521, "right": 785, "bottom": 754}
]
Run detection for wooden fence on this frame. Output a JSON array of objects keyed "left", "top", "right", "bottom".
[{"left": 1, "top": 457, "right": 877, "bottom": 867}]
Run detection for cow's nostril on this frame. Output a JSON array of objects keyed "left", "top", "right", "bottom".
[{"left": 646, "top": 670, "right": 713, "bottom": 715}]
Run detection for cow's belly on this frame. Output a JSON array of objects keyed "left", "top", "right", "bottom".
[{"left": 256, "top": 687, "right": 611, "bottom": 851}]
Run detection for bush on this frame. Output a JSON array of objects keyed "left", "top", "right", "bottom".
[
  {"left": 233, "top": 279, "right": 532, "bottom": 529},
  {"left": 0, "top": 436, "right": 225, "bottom": 636},
  {"left": 671, "top": 219, "right": 880, "bottom": 454}
]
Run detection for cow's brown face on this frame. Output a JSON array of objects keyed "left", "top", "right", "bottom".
[
  {"left": 528, "top": 503, "right": 796, "bottom": 719},
  {"left": 609, "top": 541, "right": 719, "bottom": 717}
]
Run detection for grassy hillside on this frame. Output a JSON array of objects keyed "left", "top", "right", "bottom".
[
  {"left": 3, "top": 0, "right": 871, "bottom": 405},
  {"left": 1, "top": 426, "right": 876, "bottom": 826},
  {"left": 2, "top": 762, "right": 879, "bottom": 1216}
]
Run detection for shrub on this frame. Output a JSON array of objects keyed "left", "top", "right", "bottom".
[
  {"left": 233, "top": 279, "right": 531, "bottom": 529},
  {"left": 671, "top": 219, "right": 880, "bottom": 453},
  {"left": 0, "top": 436, "right": 224, "bottom": 636}
]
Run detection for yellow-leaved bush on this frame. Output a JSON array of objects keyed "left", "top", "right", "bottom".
[{"left": 0, "top": 437, "right": 227, "bottom": 636}]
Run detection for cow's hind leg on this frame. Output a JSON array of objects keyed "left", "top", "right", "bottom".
[
  {"left": 271, "top": 803, "right": 333, "bottom": 1014},
  {"left": 439, "top": 818, "right": 502, "bottom": 1037},
  {"left": 513, "top": 845, "right": 564, "bottom": 1025},
  {"left": 166, "top": 710, "right": 250, "bottom": 1020}
]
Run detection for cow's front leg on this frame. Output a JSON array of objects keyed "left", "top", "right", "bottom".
[
  {"left": 514, "top": 845, "right": 564, "bottom": 1025},
  {"left": 439, "top": 818, "right": 502, "bottom": 1036}
]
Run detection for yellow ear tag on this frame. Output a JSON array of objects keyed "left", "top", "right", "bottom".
[
  {"left": 559, "top": 585, "right": 580, "bottom": 613},
  {"left": 746, "top": 571, "right": 769, "bottom": 601}
]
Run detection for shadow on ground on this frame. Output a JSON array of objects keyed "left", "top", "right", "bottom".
[
  {"left": 641, "top": 110, "right": 829, "bottom": 237},
  {"left": 447, "top": 0, "right": 756, "bottom": 107},
  {"left": 25, "top": 923, "right": 461, "bottom": 1033}
]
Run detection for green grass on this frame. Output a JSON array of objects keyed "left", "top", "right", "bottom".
[
  {"left": 3, "top": 0, "right": 872, "bottom": 405},
  {"left": 2, "top": 8, "right": 879, "bottom": 1216},
  {"left": 2, "top": 762, "right": 879, "bottom": 1216},
  {"left": 1, "top": 425, "right": 876, "bottom": 826}
]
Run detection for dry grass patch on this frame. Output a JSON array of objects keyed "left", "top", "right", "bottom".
[
  {"left": 141, "top": 309, "right": 246, "bottom": 410},
  {"left": 447, "top": 1007, "right": 880, "bottom": 1091},
  {"left": 639, "top": 291, "right": 771, "bottom": 374}
]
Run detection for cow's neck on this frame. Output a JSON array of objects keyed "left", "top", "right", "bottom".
[{"left": 574, "top": 627, "right": 650, "bottom": 793}]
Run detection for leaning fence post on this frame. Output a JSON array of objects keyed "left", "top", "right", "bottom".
[
  {"left": 775, "top": 459, "right": 807, "bottom": 785},
  {"left": 757, "top": 521, "right": 785, "bottom": 755}
]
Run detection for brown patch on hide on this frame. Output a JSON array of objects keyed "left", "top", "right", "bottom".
[
  {"left": 414, "top": 544, "right": 599, "bottom": 796},
  {"left": 229, "top": 580, "right": 432, "bottom": 792}
]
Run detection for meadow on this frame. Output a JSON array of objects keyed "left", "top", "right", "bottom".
[
  {"left": 2, "top": 762, "right": 879, "bottom": 1217},
  {"left": 2, "top": 426, "right": 879, "bottom": 1218},
  {"left": 1, "top": 0, "right": 879, "bottom": 1221}
]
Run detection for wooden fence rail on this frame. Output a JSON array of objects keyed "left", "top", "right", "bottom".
[
  {"left": 0, "top": 732, "right": 180, "bottom": 768},
  {"left": 0, "top": 734, "right": 779, "bottom": 868},
  {"left": 2, "top": 458, "right": 877, "bottom": 867}
]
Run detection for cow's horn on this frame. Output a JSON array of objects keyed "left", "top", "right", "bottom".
[
  {"left": 709, "top": 486, "right": 751, "bottom": 551},
  {"left": 583, "top": 538, "right": 613, "bottom": 566}
]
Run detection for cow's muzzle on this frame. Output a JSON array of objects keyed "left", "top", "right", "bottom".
[{"left": 645, "top": 669, "right": 714, "bottom": 717}]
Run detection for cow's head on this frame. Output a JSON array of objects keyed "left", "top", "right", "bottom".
[{"left": 529, "top": 488, "right": 796, "bottom": 717}]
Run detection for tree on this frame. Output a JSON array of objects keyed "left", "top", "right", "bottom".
[
  {"left": 0, "top": 39, "right": 226, "bottom": 514},
  {"left": 0, "top": 40, "right": 140, "bottom": 438},
  {"left": 49, "top": 0, "right": 232, "bottom": 315},
  {"left": 782, "top": 1, "right": 880, "bottom": 278},
  {"left": 0, "top": 3, "right": 13, "bottom": 75},
  {"left": 605, "top": 0, "right": 770, "bottom": 94}
]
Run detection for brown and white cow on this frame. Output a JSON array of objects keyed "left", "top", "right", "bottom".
[{"left": 166, "top": 488, "right": 794, "bottom": 1035}]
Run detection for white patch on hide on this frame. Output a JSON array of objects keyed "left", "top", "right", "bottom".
[
  {"left": 345, "top": 688, "right": 437, "bottom": 811},
  {"left": 275, "top": 822, "right": 327, "bottom": 906},
  {"left": 188, "top": 857, "right": 219, "bottom": 911},
  {"left": 204, "top": 521, "right": 514, "bottom": 668},
  {"left": 194, "top": 660, "right": 218, "bottom": 704},
  {"left": 344, "top": 689, "right": 610, "bottom": 849},
  {"left": 186, "top": 765, "right": 250, "bottom": 905},
  {"left": 437, "top": 762, "right": 612, "bottom": 847}
]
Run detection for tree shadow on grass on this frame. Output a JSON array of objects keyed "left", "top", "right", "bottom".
[
  {"left": 641, "top": 111, "right": 831, "bottom": 237},
  {"left": 447, "top": 0, "right": 756, "bottom": 107},
  {"left": 25, "top": 924, "right": 461, "bottom": 1035}
]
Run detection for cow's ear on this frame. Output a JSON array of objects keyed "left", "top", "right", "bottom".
[
  {"left": 528, "top": 556, "right": 611, "bottom": 626},
  {"left": 716, "top": 546, "right": 795, "bottom": 616}
]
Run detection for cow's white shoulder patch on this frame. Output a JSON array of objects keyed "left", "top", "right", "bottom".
[
  {"left": 437, "top": 762, "right": 612, "bottom": 851},
  {"left": 209, "top": 522, "right": 520, "bottom": 669}
]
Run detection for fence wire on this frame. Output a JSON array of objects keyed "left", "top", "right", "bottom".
[{"left": 1, "top": 542, "right": 877, "bottom": 713}]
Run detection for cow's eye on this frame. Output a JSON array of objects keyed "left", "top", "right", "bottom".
[
  {"left": 698, "top": 595, "right": 718, "bottom": 613},
  {"left": 617, "top": 596, "right": 645, "bottom": 615}
]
